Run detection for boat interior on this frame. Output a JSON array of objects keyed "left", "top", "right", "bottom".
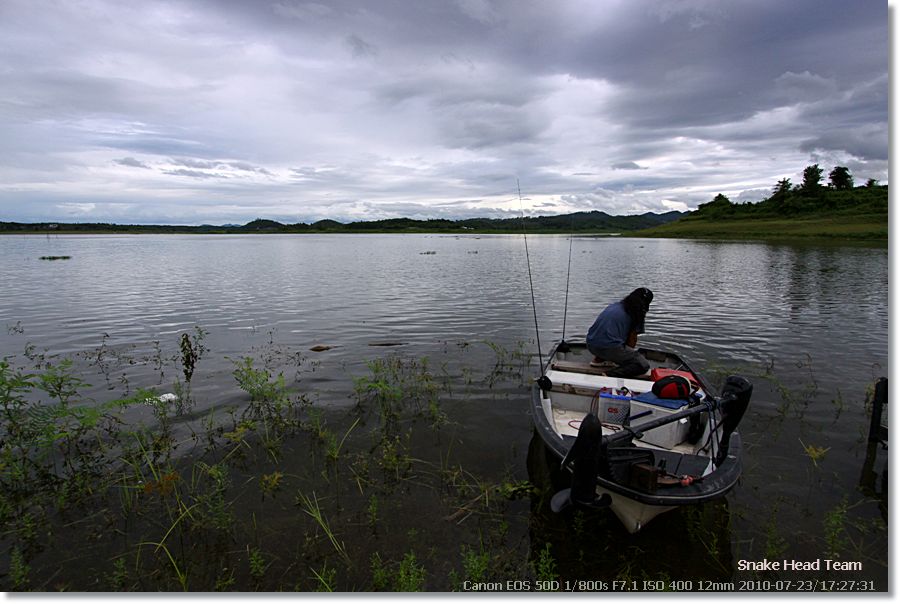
[{"left": 539, "top": 342, "right": 715, "bottom": 457}]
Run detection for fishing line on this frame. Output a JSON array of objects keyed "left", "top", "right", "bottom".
[
  {"left": 518, "top": 179, "right": 546, "bottom": 376},
  {"left": 560, "top": 213, "right": 575, "bottom": 345}
]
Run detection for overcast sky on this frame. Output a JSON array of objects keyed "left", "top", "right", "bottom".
[{"left": 0, "top": 0, "right": 889, "bottom": 225}]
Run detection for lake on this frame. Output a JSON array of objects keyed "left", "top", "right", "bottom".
[{"left": 0, "top": 233, "right": 888, "bottom": 591}]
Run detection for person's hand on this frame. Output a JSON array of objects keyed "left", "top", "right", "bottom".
[{"left": 626, "top": 330, "right": 638, "bottom": 348}]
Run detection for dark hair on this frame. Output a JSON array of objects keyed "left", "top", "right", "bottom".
[{"left": 621, "top": 287, "right": 653, "bottom": 327}]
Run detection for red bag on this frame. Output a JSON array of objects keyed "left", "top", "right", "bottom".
[
  {"left": 650, "top": 368, "right": 699, "bottom": 389},
  {"left": 652, "top": 375, "right": 692, "bottom": 399}
]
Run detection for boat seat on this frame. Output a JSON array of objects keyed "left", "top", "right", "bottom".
[{"left": 550, "top": 360, "right": 617, "bottom": 375}]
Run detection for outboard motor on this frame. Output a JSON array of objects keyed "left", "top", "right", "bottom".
[
  {"left": 715, "top": 375, "right": 753, "bottom": 465},
  {"left": 567, "top": 413, "right": 604, "bottom": 505},
  {"left": 550, "top": 413, "right": 612, "bottom": 512}
]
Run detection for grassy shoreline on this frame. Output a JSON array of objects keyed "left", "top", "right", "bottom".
[{"left": 628, "top": 214, "right": 887, "bottom": 242}]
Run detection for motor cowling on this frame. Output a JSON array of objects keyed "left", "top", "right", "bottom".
[
  {"left": 715, "top": 375, "right": 753, "bottom": 465},
  {"left": 567, "top": 412, "right": 604, "bottom": 505}
]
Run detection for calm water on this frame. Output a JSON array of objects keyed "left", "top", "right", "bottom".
[{"left": 0, "top": 233, "right": 889, "bottom": 590}]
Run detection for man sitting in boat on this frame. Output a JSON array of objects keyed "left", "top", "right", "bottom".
[{"left": 586, "top": 287, "right": 653, "bottom": 378}]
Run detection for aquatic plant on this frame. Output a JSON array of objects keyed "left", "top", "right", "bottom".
[
  {"left": 295, "top": 491, "right": 350, "bottom": 564},
  {"left": 799, "top": 439, "right": 830, "bottom": 467},
  {"left": 353, "top": 355, "right": 443, "bottom": 430},
  {"left": 370, "top": 553, "right": 391, "bottom": 590},
  {"left": 259, "top": 471, "right": 283, "bottom": 499},
  {"left": 107, "top": 557, "right": 129, "bottom": 591},
  {"left": 823, "top": 499, "right": 850, "bottom": 560},
  {"left": 497, "top": 480, "right": 537, "bottom": 500},
  {"left": 534, "top": 543, "right": 558, "bottom": 584},
  {"left": 481, "top": 340, "right": 530, "bottom": 388},
  {"left": 9, "top": 546, "right": 30, "bottom": 591},
  {"left": 367, "top": 494, "right": 379, "bottom": 529},
  {"left": 396, "top": 552, "right": 427, "bottom": 591},
  {"left": 763, "top": 506, "right": 789, "bottom": 559},
  {"left": 36, "top": 358, "right": 87, "bottom": 407},
  {"left": 371, "top": 551, "right": 427, "bottom": 591},
  {"left": 325, "top": 417, "right": 360, "bottom": 462},
  {"left": 311, "top": 562, "right": 337, "bottom": 592},
  {"left": 191, "top": 462, "right": 234, "bottom": 531},
  {"left": 451, "top": 544, "right": 491, "bottom": 589},
  {"left": 248, "top": 547, "right": 267, "bottom": 585},
  {"left": 232, "top": 356, "right": 286, "bottom": 404}
]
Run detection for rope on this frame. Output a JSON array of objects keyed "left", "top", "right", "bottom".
[{"left": 518, "top": 179, "right": 545, "bottom": 375}]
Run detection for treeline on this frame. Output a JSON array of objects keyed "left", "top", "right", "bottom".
[
  {"left": 0, "top": 210, "right": 686, "bottom": 234},
  {"left": 693, "top": 164, "right": 887, "bottom": 220}
]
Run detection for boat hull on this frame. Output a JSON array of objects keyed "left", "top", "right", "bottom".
[{"left": 530, "top": 340, "right": 745, "bottom": 532}]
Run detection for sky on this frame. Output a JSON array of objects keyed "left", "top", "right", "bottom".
[{"left": 0, "top": 0, "right": 890, "bottom": 225}]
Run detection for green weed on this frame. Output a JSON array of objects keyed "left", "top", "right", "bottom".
[
  {"left": 366, "top": 494, "right": 379, "bottom": 528},
  {"left": 824, "top": 499, "right": 849, "bottom": 559},
  {"left": 248, "top": 547, "right": 267, "bottom": 584},
  {"left": 295, "top": 491, "right": 349, "bottom": 563},
  {"left": 370, "top": 553, "right": 391, "bottom": 590},
  {"left": 259, "top": 471, "right": 283, "bottom": 499},
  {"left": 108, "top": 557, "right": 129, "bottom": 591},
  {"left": 534, "top": 543, "right": 558, "bottom": 584},
  {"left": 397, "top": 551, "right": 427, "bottom": 591},
  {"left": 311, "top": 562, "right": 337, "bottom": 592},
  {"left": 9, "top": 546, "right": 30, "bottom": 591}
]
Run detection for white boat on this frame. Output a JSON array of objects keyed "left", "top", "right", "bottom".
[{"left": 530, "top": 338, "right": 752, "bottom": 533}]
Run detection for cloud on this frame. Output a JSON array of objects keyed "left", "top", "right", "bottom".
[
  {"left": 800, "top": 125, "right": 888, "bottom": 161},
  {"left": 0, "top": 0, "right": 888, "bottom": 224},
  {"left": 114, "top": 157, "right": 151, "bottom": 169},
  {"left": 162, "top": 168, "right": 225, "bottom": 179},
  {"left": 774, "top": 71, "right": 838, "bottom": 103},
  {"left": 345, "top": 34, "right": 377, "bottom": 58},
  {"left": 611, "top": 162, "right": 644, "bottom": 171},
  {"left": 455, "top": 0, "right": 500, "bottom": 25}
]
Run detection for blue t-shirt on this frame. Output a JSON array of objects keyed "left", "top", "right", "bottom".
[{"left": 586, "top": 301, "right": 644, "bottom": 350}]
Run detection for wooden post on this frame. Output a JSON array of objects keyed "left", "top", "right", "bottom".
[{"left": 868, "top": 377, "right": 887, "bottom": 444}]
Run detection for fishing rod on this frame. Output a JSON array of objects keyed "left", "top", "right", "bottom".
[
  {"left": 558, "top": 213, "right": 576, "bottom": 353},
  {"left": 517, "top": 179, "right": 546, "bottom": 376}
]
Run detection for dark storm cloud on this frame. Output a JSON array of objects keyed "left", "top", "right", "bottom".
[{"left": 0, "top": 0, "right": 888, "bottom": 223}]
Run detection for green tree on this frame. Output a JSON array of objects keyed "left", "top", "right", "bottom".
[
  {"left": 800, "top": 164, "right": 823, "bottom": 194},
  {"left": 865, "top": 178, "right": 879, "bottom": 188},
  {"left": 696, "top": 193, "right": 734, "bottom": 217},
  {"left": 828, "top": 166, "right": 853, "bottom": 190},
  {"left": 772, "top": 178, "right": 792, "bottom": 196}
]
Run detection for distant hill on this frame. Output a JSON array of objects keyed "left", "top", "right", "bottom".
[
  {"left": 238, "top": 218, "right": 285, "bottom": 232},
  {"left": 311, "top": 219, "right": 343, "bottom": 231},
  {"left": 295, "top": 210, "right": 686, "bottom": 233},
  {"left": 0, "top": 210, "right": 686, "bottom": 234}
]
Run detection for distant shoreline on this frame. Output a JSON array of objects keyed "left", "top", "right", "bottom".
[
  {"left": 0, "top": 210, "right": 684, "bottom": 237},
  {"left": 1, "top": 186, "right": 888, "bottom": 242},
  {"left": 1, "top": 226, "right": 885, "bottom": 243}
]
